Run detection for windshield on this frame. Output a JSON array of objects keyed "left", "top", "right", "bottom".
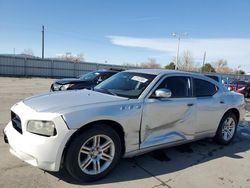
[
  {"left": 78, "top": 71, "right": 100, "bottom": 81},
  {"left": 94, "top": 72, "right": 156, "bottom": 99}
]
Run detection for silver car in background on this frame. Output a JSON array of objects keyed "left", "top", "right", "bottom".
[{"left": 4, "top": 69, "right": 245, "bottom": 181}]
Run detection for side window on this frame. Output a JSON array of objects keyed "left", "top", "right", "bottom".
[
  {"left": 193, "top": 78, "right": 218, "bottom": 97},
  {"left": 101, "top": 74, "right": 109, "bottom": 81},
  {"left": 103, "top": 73, "right": 115, "bottom": 80},
  {"left": 156, "top": 76, "right": 191, "bottom": 98}
]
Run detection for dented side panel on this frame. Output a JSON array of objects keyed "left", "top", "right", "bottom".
[{"left": 140, "top": 98, "right": 197, "bottom": 148}]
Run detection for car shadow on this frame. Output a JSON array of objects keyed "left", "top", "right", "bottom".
[{"left": 47, "top": 124, "right": 250, "bottom": 185}]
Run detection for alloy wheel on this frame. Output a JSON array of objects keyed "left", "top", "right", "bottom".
[
  {"left": 222, "top": 117, "right": 236, "bottom": 141},
  {"left": 78, "top": 135, "right": 115, "bottom": 175}
]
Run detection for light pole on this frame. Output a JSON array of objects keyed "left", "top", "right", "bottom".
[
  {"left": 42, "top": 25, "right": 45, "bottom": 59},
  {"left": 201, "top": 51, "right": 206, "bottom": 73},
  {"left": 172, "top": 32, "right": 188, "bottom": 70}
]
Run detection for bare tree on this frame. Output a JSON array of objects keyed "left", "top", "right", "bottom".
[
  {"left": 181, "top": 50, "right": 194, "bottom": 71},
  {"left": 174, "top": 50, "right": 198, "bottom": 71},
  {"left": 58, "top": 52, "right": 85, "bottom": 62},
  {"left": 122, "top": 63, "right": 140, "bottom": 68},
  {"left": 214, "top": 59, "right": 233, "bottom": 74},
  {"left": 22, "top": 49, "right": 34, "bottom": 56},
  {"left": 140, "top": 58, "right": 161, "bottom": 68}
]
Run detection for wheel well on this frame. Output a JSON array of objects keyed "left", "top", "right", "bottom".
[
  {"left": 61, "top": 120, "right": 126, "bottom": 165},
  {"left": 224, "top": 108, "right": 240, "bottom": 123}
]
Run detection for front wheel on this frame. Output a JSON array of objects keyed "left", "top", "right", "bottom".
[
  {"left": 64, "top": 125, "right": 122, "bottom": 182},
  {"left": 214, "top": 112, "right": 238, "bottom": 145}
]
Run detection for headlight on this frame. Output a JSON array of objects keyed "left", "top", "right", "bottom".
[
  {"left": 52, "top": 83, "right": 61, "bottom": 91},
  {"left": 60, "top": 84, "right": 73, "bottom": 90},
  {"left": 27, "top": 120, "right": 56, "bottom": 136}
]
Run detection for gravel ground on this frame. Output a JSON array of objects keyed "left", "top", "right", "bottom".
[{"left": 1, "top": 77, "right": 250, "bottom": 188}]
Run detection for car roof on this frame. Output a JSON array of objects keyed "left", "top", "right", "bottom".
[
  {"left": 124, "top": 69, "right": 179, "bottom": 75},
  {"left": 124, "top": 69, "right": 220, "bottom": 85},
  {"left": 124, "top": 68, "right": 207, "bottom": 77},
  {"left": 96, "top": 69, "right": 122, "bottom": 73}
]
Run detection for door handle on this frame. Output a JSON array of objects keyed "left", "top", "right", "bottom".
[
  {"left": 220, "top": 101, "right": 225, "bottom": 104},
  {"left": 187, "top": 103, "right": 194, "bottom": 106}
]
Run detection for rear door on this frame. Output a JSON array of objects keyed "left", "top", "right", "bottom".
[
  {"left": 192, "top": 77, "right": 224, "bottom": 135},
  {"left": 140, "top": 75, "right": 197, "bottom": 149}
]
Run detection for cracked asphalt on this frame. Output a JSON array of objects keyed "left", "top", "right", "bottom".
[{"left": 1, "top": 77, "right": 250, "bottom": 188}]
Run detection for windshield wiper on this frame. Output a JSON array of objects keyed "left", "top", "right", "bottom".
[
  {"left": 93, "top": 88, "right": 117, "bottom": 96},
  {"left": 104, "top": 89, "right": 117, "bottom": 96}
]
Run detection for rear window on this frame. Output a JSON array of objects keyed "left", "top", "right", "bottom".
[
  {"left": 193, "top": 78, "right": 218, "bottom": 97},
  {"left": 205, "top": 75, "right": 219, "bottom": 82}
]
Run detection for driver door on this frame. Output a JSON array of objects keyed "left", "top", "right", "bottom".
[{"left": 140, "top": 75, "right": 197, "bottom": 149}]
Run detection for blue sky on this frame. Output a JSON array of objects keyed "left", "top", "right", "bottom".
[{"left": 1, "top": 0, "right": 250, "bottom": 71}]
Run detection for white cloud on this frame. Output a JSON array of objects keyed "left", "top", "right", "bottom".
[{"left": 107, "top": 35, "right": 250, "bottom": 70}]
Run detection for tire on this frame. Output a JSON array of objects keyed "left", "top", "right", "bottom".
[
  {"left": 64, "top": 125, "right": 122, "bottom": 182},
  {"left": 244, "top": 92, "right": 248, "bottom": 98},
  {"left": 246, "top": 91, "right": 250, "bottom": 98},
  {"left": 214, "top": 112, "right": 238, "bottom": 145}
]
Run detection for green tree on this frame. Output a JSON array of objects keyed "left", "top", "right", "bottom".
[
  {"left": 201, "top": 63, "right": 216, "bottom": 73},
  {"left": 165, "top": 62, "right": 176, "bottom": 70}
]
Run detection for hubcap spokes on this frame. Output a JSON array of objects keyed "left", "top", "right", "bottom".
[
  {"left": 78, "top": 135, "right": 115, "bottom": 175},
  {"left": 222, "top": 117, "right": 236, "bottom": 141}
]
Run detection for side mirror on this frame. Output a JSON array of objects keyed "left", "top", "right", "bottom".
[{"left": 155, "top": 88, "right": 172, "bottom": 98}]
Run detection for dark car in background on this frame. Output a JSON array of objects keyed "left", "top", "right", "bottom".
[
  {"left": 50, "top": 69, "right": 122, "bottom": 91},
  {"left": 228, "top": 80, "right": 250, "bottom": 98}
]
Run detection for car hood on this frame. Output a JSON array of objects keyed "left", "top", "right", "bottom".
[
  {"left": 55, "top": 78, "right": 91, "bottom": 85},
  {"left": 23, "top": 89, "right": 128, "bottom": 113}
]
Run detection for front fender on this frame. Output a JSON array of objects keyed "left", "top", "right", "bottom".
[{"left": 62, "top": 100, "right": 144, "bottom": 153}]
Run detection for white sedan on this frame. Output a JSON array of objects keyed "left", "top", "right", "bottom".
[{"left": 4, "top": 69, "right": 245, "bottom": 181}]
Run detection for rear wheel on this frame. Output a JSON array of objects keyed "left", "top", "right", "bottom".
[
  {"left": 244, "top": 90, "right": 250, "bottom": 98},
  {"left": 64, "top": 125, "right": 122, "bottom": 181},
  {"left": 214, "top": 112, "right": 238, "bottom": 145}
]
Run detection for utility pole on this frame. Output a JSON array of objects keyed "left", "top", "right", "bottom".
[
  {"left": 172, "top": 32, "right": 188, "bottom": 70},
  {"left": 42, "top": 25, "right": 44, "bottom": 59},
  {"left": 175, "top": 37, "right": 180, "bottom": 70},
  {"left": 201, "top": 51, "right": 206, "bottom": 72},
  {"left": 237, "top": 65, "right": 241, "bottom": 78}
]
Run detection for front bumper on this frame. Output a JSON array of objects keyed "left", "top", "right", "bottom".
[{"left": 4, "top": 102, "right": 75, "bottom": 171}]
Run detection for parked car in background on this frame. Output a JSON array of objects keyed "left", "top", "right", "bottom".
[
  {"left": 4, "top": 69, "right": 245, "bottom": 181},
  {"left": 228, "top": 80, "right": 250, "bottom": 98},
  {"left": 50, "top": 69, "right": 122, "bottom": 91}
]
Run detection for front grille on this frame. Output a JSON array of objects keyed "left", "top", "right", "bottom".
[{"left": 11, "top": 111, "right": 22, "bottom": 134}]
